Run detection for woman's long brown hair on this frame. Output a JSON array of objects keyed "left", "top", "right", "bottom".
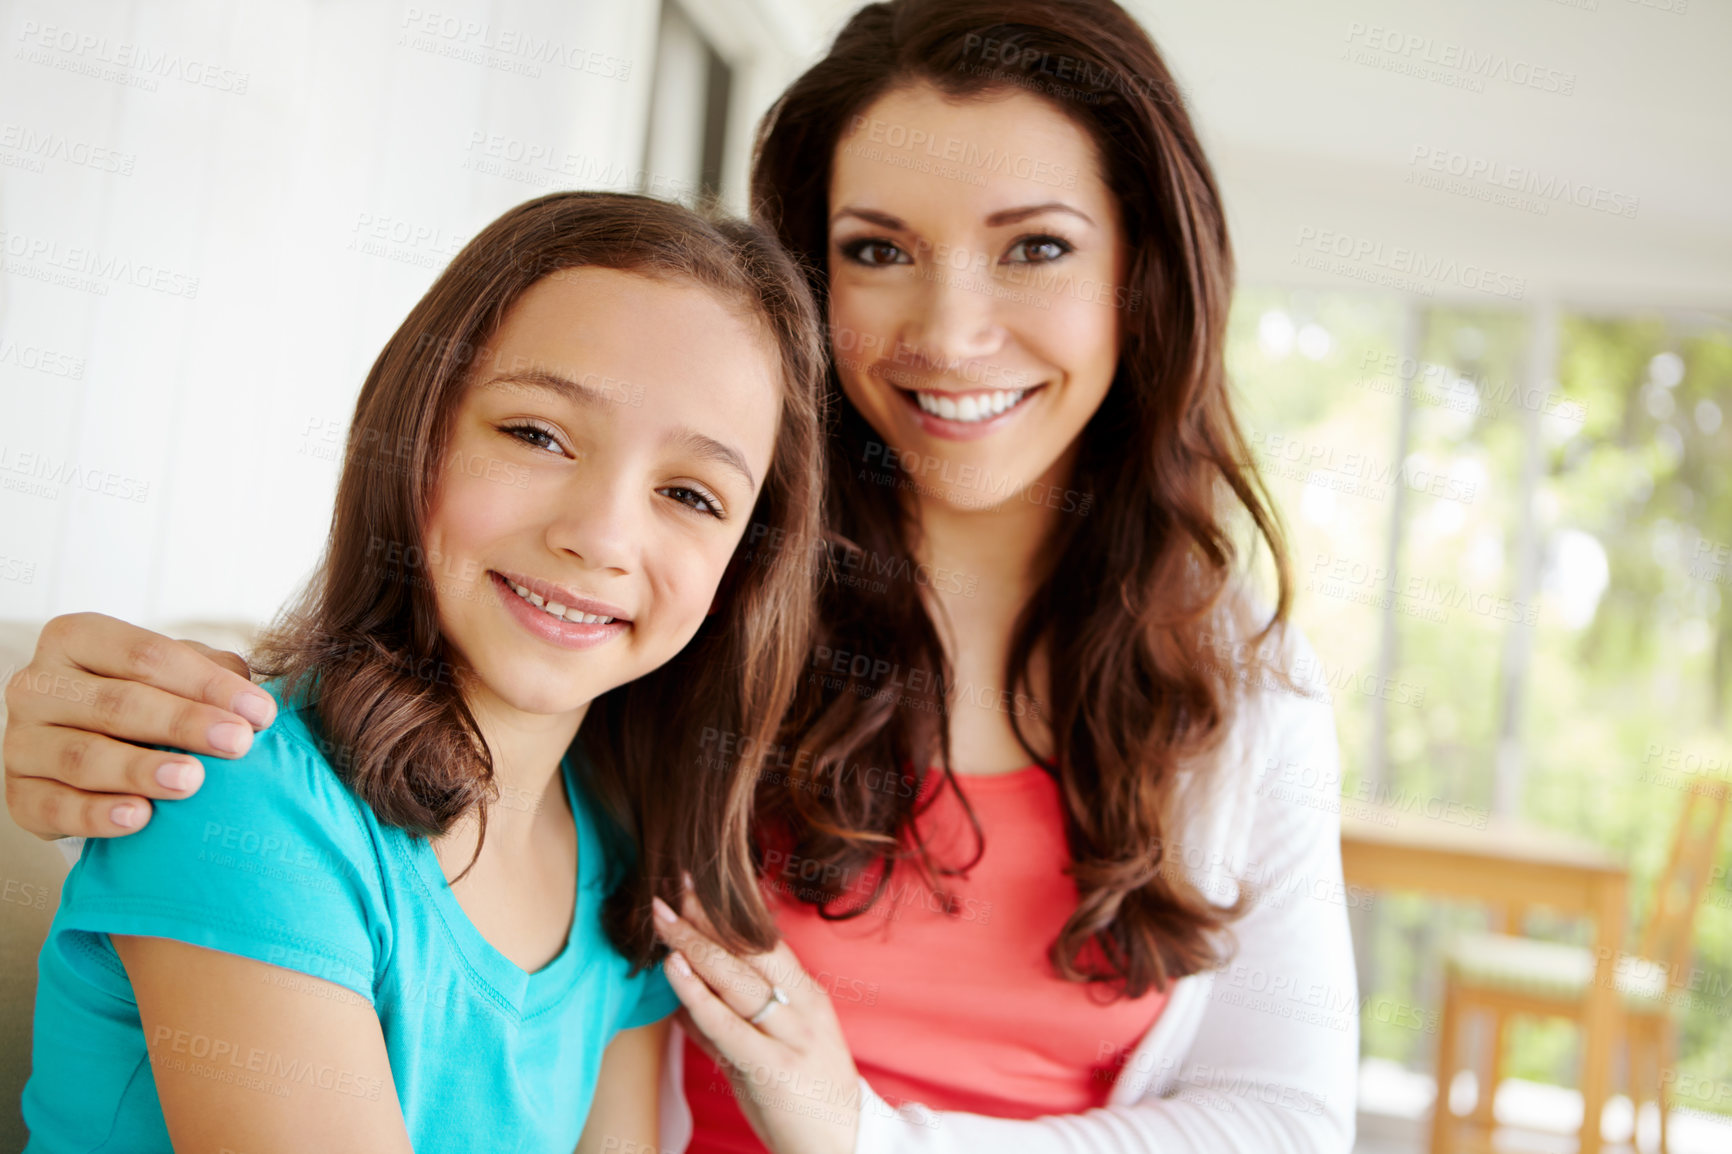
[
  {"left": 252, "top": 192, "right": 826, "bottom": 968},
  {"left": 751, "top": 0, "right": 1295, "bottom": 998}
]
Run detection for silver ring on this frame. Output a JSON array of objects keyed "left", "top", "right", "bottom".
[{"left": 748, "top": 985, "right": 789, "bottom": 1026}]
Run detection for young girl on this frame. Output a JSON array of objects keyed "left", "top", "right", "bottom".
[{"left": 20, "top": 192, "right": 825, "bottom": 1153}]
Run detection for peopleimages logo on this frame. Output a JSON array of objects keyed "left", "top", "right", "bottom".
[
  {"left": 14, "top": 21, "right": 251, "bottom": 94},
  {"left": 1407, "top": 146, "right": 1640, "bottom": 220},
  {"left": 1342, "top": 22, "right": 1576, "bottom": 95},
  {"left": 1292, "top": 227, "right": 1526, "bottom": 300}
]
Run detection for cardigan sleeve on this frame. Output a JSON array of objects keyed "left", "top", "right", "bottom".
[{"left": 852, "top": 671, "right": 1359, "bottom": 1154}]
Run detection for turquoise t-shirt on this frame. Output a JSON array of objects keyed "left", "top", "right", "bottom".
[{"left": 23, "top": 682, "right": 678, "bottom": 1153}]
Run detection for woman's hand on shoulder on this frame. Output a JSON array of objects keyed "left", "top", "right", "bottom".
[
  {"left": 653, "top": 882, "right": 860, "bottom": 1154},
  {"left": 3, "top": 612, "right": 274, "bottom": 839}
]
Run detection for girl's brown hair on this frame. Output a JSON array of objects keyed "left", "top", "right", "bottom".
[
  {"left": 253, "top": 191, "right": 826, "bottom": 967},
  {"left": 751, "top": 0, "right": 1293, "bottom": 998}
]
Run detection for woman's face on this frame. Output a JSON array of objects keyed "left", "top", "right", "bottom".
[
  {"left": 827, "top": 82, "right": 1127, "bottom": 513},
  {"left": 423, "top": 268, "right": 780, "bottom": 722}
]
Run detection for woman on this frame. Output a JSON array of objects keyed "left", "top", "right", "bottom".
[
  {"left": 4, "top": 2, "right": 1356, "bottom": 1151},
  {"left": 21, "top": 192, "right": 828, "bottom": 1153}
]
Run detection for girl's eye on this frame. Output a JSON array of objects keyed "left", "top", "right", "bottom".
[
  {"left": 1003, "top": 235, "right": 1073, "bottom": 264},
  {"left": 500, "top": 421, "right": 566, "bottom": 455},
  {"left": 660, "top": 485, "right": 725, "bottom": 519},
  {"left": 840, "top": 238, "right": 911, "bottom": 267}
]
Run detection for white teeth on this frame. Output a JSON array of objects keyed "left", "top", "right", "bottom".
[
  {"left": 505, "top": 579, "right": 615, "bottom": 625},
  {"left": 914, "top": 388, "right": 1028, "bottom": 423}
]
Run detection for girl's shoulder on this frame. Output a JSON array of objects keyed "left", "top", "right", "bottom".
[
  {"left": 51, "top": 679, "right": 395, "bottom": 1001},
  {"left": 166, "top": 677, "right": 384, "bottom": 848}
]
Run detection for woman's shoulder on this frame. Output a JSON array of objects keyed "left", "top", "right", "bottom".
[
  {"left": 1199, "top": 586, "right": 1331, "bottom": 726},
  {"left": 1174, "top": 590, "right": 1337, "bottom": 806}
]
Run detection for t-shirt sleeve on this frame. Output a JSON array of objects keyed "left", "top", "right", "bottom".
[
  {"left": 50, "top": 719, "right": 389, "bottom": 1003},
  {"left": 617, "top": 961, "right": 681, "bottom": 1031}
]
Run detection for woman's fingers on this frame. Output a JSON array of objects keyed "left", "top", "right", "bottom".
[
  {"left": 38, "top": 613, "right": 272, "bottom": 732},
  {"left": 3, "top": 614, "right": 265, "bottom": 839},
  {"left": 181, "top": 640, "right": 255, "bottom": 685},
  {"left": 652, "top": 897, "right": 788, "bottom": 1027},
  {"left": 20, "top": 672, "right": 257, "bottom": 759},
  {"left": 678, "top": 887, "right": 815, "bottom": 1009},
  {"left": 663, "top": 951, "right": 778, "bottom": 1067},
  {"left": 3, "top": 775, "right": 154, "bottom": 839},
  {"left": 8, "top": 723, "right": 205, "bottom": 799}
]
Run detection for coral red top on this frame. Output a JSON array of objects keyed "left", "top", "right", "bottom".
[{"left": 683, "top": 765, "right": 1170, "bottom": 1153}]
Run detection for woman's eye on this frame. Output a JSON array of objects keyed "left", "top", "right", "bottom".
[
  {"left": 841, "top": 238, "right": 910, "bottom": 267},
  {"left": 500, "top": 422, "right": 565, "bottom": 455},
  {"left": 1003, "top": 235, "right": 1073, "bottom": 264},
  {"left": 661, "top": 485, "right": 725, "bottom": 519}
]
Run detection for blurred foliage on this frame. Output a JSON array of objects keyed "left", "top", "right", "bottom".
[{"left": 1228, "top": 289, "right": 1732, "bottom": 1113}]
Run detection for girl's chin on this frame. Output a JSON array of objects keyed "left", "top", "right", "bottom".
[{"left": 465, "top": 663, "right": 609, "bottom": 719}]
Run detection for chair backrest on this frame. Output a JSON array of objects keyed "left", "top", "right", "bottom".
[{"left": 1635, "top": 778, "right": 1730, "bottom": 978}]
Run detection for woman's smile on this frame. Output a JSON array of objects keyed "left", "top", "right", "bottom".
[{"left": 887, "top": 381, "right": 1048, "bottom": 441}]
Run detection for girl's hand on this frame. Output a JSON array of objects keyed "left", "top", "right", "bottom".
[
  {"left": 2, "top": 613, "right": 272, "bottom": 839},
  {"left": 653, "top": 885, "right": 861, "bottom": 1154}
]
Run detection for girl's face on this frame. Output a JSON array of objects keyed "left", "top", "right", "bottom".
[
  {"left": 827, "top": 82, "right": 1127, "bottom": 511},
  {"left": 424, "top": 268, "right": 780, "bottom": 722}
]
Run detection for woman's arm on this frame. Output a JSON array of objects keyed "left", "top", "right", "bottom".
[
  {"left": 3, "top": 613, "right": 273, "bottom": 838},
  {"left": 577, "top": 1019, "right": 670, "bottom": 1154},
  {"left": 114, "top": 935, "right": 414, "bottom": 1154}
]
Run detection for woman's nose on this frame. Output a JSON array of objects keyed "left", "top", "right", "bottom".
[{"left": 899, "top": 248, "right": 1005, "bottom": 367}]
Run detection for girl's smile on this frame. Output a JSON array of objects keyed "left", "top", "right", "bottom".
[{"left": 489, "top": 569, "right": 630, "bottom": 650}]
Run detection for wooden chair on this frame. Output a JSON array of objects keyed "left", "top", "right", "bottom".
[{"left": 1429, "top": 778, "right": 1730, "bottom": 1154}]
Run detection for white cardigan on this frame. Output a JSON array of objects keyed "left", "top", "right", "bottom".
[{"left": 659, "top": 624, "right": 1359, "bottom": 1154}]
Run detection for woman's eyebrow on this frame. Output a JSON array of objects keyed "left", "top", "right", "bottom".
[
  {"left": 830, "top": 206, "right": 906, "bottom": 231},
  {"left": 480, "top": 369, "right": 756, "bottom": 491},
  {"left": 985, "top": 202, "right": 1095, "bottom": 228},
  {"left": 830, "top": 203, "right": 1096, "bottom": 231}
]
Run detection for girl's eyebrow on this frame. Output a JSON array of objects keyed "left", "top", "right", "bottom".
[{"left": 481, "top": 369, "right": 757, "bottom": 491}]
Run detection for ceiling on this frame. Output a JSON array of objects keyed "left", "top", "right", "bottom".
[{"left": 751, "top": 0, "right": 1732, "bottom": 313}]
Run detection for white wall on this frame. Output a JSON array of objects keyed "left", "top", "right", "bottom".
[{"left": 0, "top": 0, "right": 663, "bottom": 626}]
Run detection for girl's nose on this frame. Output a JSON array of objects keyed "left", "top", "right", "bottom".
[{"left": 546, "top": 474, "right": 636, "bottom": 575}]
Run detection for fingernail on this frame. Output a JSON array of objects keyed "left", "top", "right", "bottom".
[
  {"left": 232, "top": 692, "right": 275, "bottom": 729},
  {"left": 667, "top": 951, "right": 692, "bottom": 978},
  {"left": 651, "top": 896, "right": 678, "bottom": 925},
  {"left": 681, "top": 871, "right": 695, "bottom": 892},
  {"left": 111, "top": 803, "right": 143, "bottom": 829},
  {"left": 155, "top": 760, "right": 203, "bottom": 791},
  {"left": 209, "top": 722, "right": 251, "bottom": 756}
]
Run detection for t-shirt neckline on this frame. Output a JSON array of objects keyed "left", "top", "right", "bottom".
[{"left": 399, "top": 750, "right": 594, "bottom": 1009}]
